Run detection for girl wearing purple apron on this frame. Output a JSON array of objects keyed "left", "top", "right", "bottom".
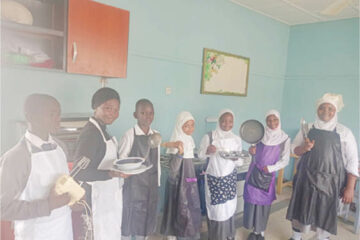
[
  {"left": 243, "top": 110, "right": 290, "bottom": 240},
  {"left": 287, "top": 93, "right": 359, "bottom": 240},
  {"left": 161, "top": 111, "right": 202, "bottom": 240}
]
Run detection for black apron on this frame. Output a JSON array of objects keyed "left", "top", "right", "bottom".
[
  {"left": 286, "top": 127, "right": 346, "bottom": 235},
  {"left": 122, "top": 129, "right": 159, "bottom": 237},
  {"left": 160, "top": 155, "right": 202, "bottom": 238}
]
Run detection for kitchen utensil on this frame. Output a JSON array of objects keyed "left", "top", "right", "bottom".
[
  {"left": 55, "top": 156, "right": 90, "bottom": 205},
  {"left": 239, "top": 119, "right": 265, "bottom": 145},
  {"left": 300, "top": 118, "right": 309, "bottom": 139},
  {"left": 113, "top": 157, "right": 145, "bottom": 171}
]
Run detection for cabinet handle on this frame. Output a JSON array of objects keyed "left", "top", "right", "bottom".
[{"left": 72, "top": 42, "right": 78, "bottom": 63}]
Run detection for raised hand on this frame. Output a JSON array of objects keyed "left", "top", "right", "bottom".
[
  {"left": 174, "top": 141, "right": 184, "bottom": 155},
  {"left": 109, "top": 170, "right": 131, "bottom": 178},
  {"left": 206, "top": 145, "right": 217, "bottom": 155},
  {"left": 303, "top": 138, "right": 315, "bottom": 152},
  {"left": 249, "top": 146, "right": 256, "bottom": 155},
  {"left": 48, "top": 185, "right": 71, "bottom": 211}
]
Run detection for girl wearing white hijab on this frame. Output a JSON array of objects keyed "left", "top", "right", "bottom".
[
  {"left": 243, "top": 109, "right": 290, "bottom": 240},
  {"left": 287, "top": 93, "right": 359, "bottom": 240},
  {"left": 198, "top": 109, "right": 243, "bottom": 240},
  {"left": 161, "top": 111, "right": 202, "bottom": 240}
]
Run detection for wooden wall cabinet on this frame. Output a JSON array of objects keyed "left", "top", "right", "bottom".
[
  {"left": 67, "top": 0, "right": 129, "bottom": 78},
  {"left": 2, "top": 0, "right": 129, "bottom": 78}
]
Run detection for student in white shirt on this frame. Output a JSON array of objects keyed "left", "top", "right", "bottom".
[
  {"left": 287, "top": 93, "right": 359, "bottom": 240},
  {"left": 119, "top": 99, "right": 160, "bottom": 240}
]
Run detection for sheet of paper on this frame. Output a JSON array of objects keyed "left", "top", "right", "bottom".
[{"left": 97, "top": 158, "right": 116, "bottom": 170}]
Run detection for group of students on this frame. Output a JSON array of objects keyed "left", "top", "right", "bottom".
[{"left": 0, "top": 88, "right": 358, "bottom": 240}]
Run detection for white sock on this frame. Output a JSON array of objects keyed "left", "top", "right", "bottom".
[
  {"left": 261, "top": 232, "right": 264, "bottom": 237},
  {"left": 316, "top": 227, "right": 330, "bottom": 240},
  {"left": 291, "top": 231, "right": 302, "bottom": 240}
]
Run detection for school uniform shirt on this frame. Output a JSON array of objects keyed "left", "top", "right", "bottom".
[
  {"left": 291, "top": 123, "right": 359, "bottom": 177},
  {"left": 265, "top": 138, "right": 290, "bottom": 173},
  {"left": 118, "top": 124, "right": 161, "bottom": 185},
  {"left": 0, "top": 131, "right": 69, "bottom": 220}
]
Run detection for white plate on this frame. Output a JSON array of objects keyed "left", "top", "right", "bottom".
[
  {"left": 112, "top": 164, "right": 153, "bottom": 175},
  {"left": 113, "top": 157, "right": 145, "bottom": 171}
]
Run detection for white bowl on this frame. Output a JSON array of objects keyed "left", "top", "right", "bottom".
[{"left": 113, "top": 157, "right": 145, "bottom": 171}]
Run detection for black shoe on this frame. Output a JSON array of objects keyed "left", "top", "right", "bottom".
[
  {"left": 247, "top": 232, "right": 258, "bottom": 240},
  {"left": 257, "top": 235, "right": 265, "bottom": 240}
]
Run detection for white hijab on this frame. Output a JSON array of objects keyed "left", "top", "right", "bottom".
[
  {"left": 314, "top": 113, "right": 338, "bottom": 131},
  {"left": 313, "top": 93, "right": 343, "bottom": 131},
  {"left": 261, "top": 109, "right": 288, "bottom": 146},
  {"left": 213, "top": 109, "right": 237, "bottom": 140},
  {"left": 166, "top": 111, "right": 195, "bottom": 158}
]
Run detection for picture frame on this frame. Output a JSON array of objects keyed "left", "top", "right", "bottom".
[{"left": 201, "top": 48, "right": 250, "bottom": 96}]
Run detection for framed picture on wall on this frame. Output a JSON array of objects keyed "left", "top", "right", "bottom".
[{"left": 201, "top": 48, "right": 250, "bottom": 96}]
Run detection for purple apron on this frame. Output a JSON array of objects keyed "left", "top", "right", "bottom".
[{"left": 243, "top": 142, "right": 282, "bottom": 205}]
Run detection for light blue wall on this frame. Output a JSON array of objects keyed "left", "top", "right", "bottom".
[
  {"left": 1, "top": 0, "right": 290, "bottom": 153},
  {"left": 281, "top": 18, "right": 359, "bottom": 179},
  {"left": 282, "top": 18, "right": 359, "bottom": 139}
]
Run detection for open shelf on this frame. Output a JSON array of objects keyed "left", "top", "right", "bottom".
[{"left": 2, "top": 21, "right": 64, "bottom": 37}]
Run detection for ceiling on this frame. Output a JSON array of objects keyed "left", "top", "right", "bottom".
[{"left": 230, "top": 0, "right": 360, "bottom": 25}]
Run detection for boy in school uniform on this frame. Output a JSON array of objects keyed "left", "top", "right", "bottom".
[
  {"left": 0, "top": 94, "right": 73, "bottom": 240},
  {"left": 119, "top": 98, "right": 160, "bottom": 240}
]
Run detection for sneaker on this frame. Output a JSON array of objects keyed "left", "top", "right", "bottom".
[
  {"left": 247, "top": 232, "right": 258, "bottom": 240},
  {"left": 257, "top": 235, "right": 265, "bottom": 240}
]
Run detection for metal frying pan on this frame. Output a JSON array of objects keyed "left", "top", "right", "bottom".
[{"left": 239, "top": 119, "right": 265, "bottom": 145}]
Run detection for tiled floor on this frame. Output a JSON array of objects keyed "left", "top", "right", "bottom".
[{"left": 148, "top": 187, "right": 360, "bottom": 240}]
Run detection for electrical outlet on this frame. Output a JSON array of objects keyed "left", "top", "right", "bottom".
[{"left": 165, "top": 87, "right": 172, "bottom": 95}]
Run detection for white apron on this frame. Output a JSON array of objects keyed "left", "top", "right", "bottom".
[
  {"left": 205, "top": 138, "right": 242, "bottom": 221},
  {"left": 14, "top": 139, "right": 73, "bottom": 240},
  {"left": 88, "top": 118, "right": 123, "bottom": 240}
]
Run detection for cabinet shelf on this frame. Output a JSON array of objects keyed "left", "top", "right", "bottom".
[
  {"left": 2, "top": 0, "right": 129, "bottom": 77},
  {"left": 2, "top": 21, "right": 64, "bottom": 38}
]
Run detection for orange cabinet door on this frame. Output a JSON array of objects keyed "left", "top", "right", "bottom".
[{"left": 67, "top": 0, "right": 129, "bottom": 78}]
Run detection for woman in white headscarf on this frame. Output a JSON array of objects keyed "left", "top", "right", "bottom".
[
  {"left": 243, "top": 109, "right": 290, "bottom": 240},
  {"left": 287, "top": 93, "right": 359, "bottom": 240},
  {"left": 198, "top": 109, "right": 243, "bottom": 240},
  {"left": 160, "top": 111, "right": 202, "bottom": 240}
]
